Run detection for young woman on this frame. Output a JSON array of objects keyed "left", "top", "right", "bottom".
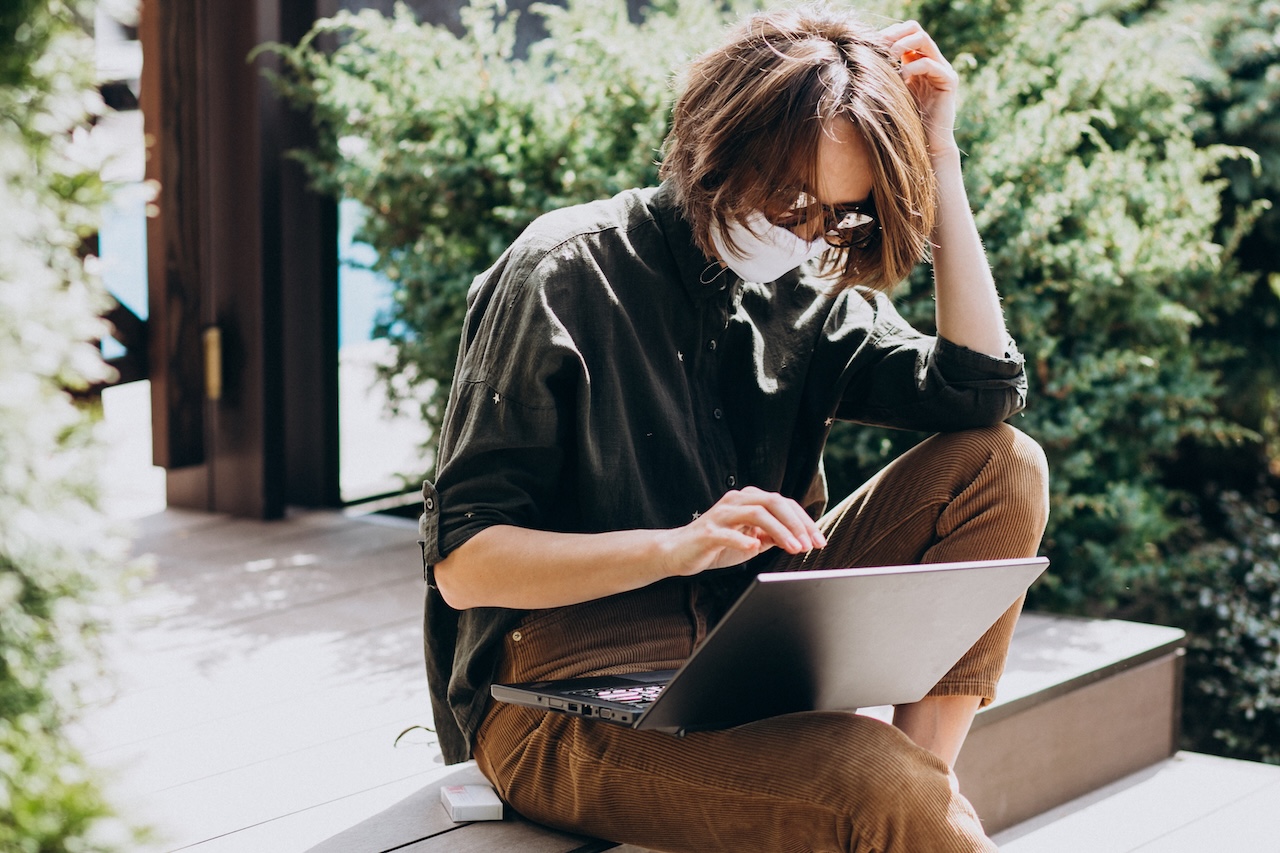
[{"left": 419, "top": 7, "right": 1049, "bottom": 850}]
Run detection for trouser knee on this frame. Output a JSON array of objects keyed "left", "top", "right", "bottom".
[
  {"left": 990, "top": 424, "right": 1050, "bottom": 536},
  {"left": 782, "top": 715, "right": 989, "bottom": 852},
  {"left": 932, "top": 423, "right": 1050, "bottom": 545}
]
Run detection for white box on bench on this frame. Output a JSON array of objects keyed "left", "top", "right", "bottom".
[{"left": 440, "top": 783, "right": 504, "bottom": 822}]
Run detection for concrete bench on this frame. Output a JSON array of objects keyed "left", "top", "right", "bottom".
[
  {"left": 957, "top": 612, "right": 1186, "bottom": 831},
  {"left": 306, "top": 612, "right": 1185, "bottom": 852},
  {"left": 304, "top": 761, "right": 619, "bottom": 852}
]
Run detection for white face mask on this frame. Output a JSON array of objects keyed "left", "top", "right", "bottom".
[{"left": 710, "top": 211, "right": 828, "bottom": 283}]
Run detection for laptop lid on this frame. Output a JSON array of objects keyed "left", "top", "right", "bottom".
[{"left": 492, "top": 556, "right": 1048, "bottom": 735}]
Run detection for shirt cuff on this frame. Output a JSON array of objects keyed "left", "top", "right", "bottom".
[
  {"left": 418, "top": 480, "right": 444, "bottom": 585},
  {"left": 933, "top": 335, "right": 1025, "bottom": 384}
]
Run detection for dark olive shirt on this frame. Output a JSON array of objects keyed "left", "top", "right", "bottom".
[{"left": 419, "top": 182, "right": 1027, "bottom": 764}]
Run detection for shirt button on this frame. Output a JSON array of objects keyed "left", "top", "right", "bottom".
[
  {"left": 424, "top": 497, "right": 435, "bottom": 511},
  {"left": 713, "top": 408, "right": 723, "bottom": 419},
  {"left": 708, "top": 340, "right": 717, "bottom": 351},
  {"left": 512, "top": 631, "right": 523, "bottom": 642},
  {"left": 726, "top": 475, "right": 737, "bottom": 487}
]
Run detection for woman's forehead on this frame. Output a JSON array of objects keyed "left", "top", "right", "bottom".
[{"left": 811, "top": 119, "right": 875, "bottom": 207}]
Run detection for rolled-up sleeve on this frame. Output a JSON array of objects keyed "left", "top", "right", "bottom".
[
  {"left": 833, "top": 290, "right": 1027, "bottom": 432},
  {"left": 433, "top": 378, "right": 566, "bottom": 555},
  {"left": 918, "top": 335, "right": 1027, "bottom": 426}
]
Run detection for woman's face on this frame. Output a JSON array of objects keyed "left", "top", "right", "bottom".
[
  {"left": 762, "top": 119, "right": 880, "bottom": 253},
  {"left": 807, "top": 119, "right": 876, "bottom": 238}
]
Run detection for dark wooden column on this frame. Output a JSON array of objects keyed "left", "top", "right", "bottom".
[
  {"left": 140, "top": 0, "right": 205, "bottom": 476},
  {"left": 280, "top": 0, "right": 342, "bottom": 508},
  {"left": 141, "top": 0, "right": 339, "bottom": 517}
]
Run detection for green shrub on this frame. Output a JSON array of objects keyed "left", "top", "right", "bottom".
[
  {"left": 267, "top": 0, "right": 729, "bottom": 461},
  {"left": 277, "top": 0, "right": 1261, "bottom": 602},
  {"left": 1130, "top": 490, "right": 1280, "bottom": 762},
  {"left": 1173, "top": 0, "right": 1280, "bottom": 482},
  {"left": 823, "top": 0, "right": 1260, "bottom": 614},
  {"left": 0, "top": 0, "right": 53, "bottom": 88},
  {"left": 0, "top": 1, "right": 135, "bottom": 848},
  {"left": 1149, "top": 0, "right": 1280, "bottom": 763}
]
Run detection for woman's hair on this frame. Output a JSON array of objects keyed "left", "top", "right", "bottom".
[{"left": 659, "top": 5, "right": 936, "bottom": 291}]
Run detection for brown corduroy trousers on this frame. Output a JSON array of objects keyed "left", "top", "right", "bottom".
[{"left": 473, "top": 424, "right": 1050, "bottom": 853}]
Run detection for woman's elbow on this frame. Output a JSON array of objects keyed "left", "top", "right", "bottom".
[
  {"left": 432, "top": 526, "right": 524, "bottom": 610},
  {"left": 432, "top": 553, "right": 478, "bottom": 610}
]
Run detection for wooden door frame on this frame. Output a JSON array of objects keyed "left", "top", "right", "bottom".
[{"left": 140, "top": 0, "right": 340, "bottom": 517}]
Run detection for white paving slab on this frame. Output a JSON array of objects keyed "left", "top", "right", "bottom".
[
  {"left": 72, "top": 509, "right": 442, "bottom": 853},
  {"left": 996, "top": 751, "right": 1280, "bottom": 853}
]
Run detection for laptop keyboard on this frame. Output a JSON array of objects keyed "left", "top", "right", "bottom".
[{"left": 565, "top": 683, "right": 666, "bottom": 708}]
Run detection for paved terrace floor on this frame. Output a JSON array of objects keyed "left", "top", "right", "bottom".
[
  {"left": 71, "top": 507, "right": 1280, "bottom": 852},
  {"left": 78, "top": 384, "right": 1280, "bottom": 852}
]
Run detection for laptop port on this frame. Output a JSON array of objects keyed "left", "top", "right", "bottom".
[{"left": 567, "top": 703, "right": 579, "bottom": 713}]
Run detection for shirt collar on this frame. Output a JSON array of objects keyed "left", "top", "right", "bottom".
[{"left": 650, "top": 181, "right": 740, "bottom": 301}]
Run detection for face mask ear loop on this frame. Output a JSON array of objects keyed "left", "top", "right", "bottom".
[{"left": 699, "top": 261, "right": 730, "bottom": 286}]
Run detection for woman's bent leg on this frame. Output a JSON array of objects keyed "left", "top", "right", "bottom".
[{"left": 769, "top": 424, "right": 1050, "bottom": 703}]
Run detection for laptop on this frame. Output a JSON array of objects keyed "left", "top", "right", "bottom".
[{"left": 490, "top": 556, "right": 1048, "bottom": 735}]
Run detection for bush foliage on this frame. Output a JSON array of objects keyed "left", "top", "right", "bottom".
[
  {"left": 0, "top": 0, "right": 134, "bottom": 849},
  {"left": 1177, "top": 0, "right": 1280, "bottom": 481},
  {"left": 1131, "top": 489, "right": 1280, "bottom": 762},
  {"left": 828, "top": 0, "right": 1261, "bottom": 613},
  {"left": 268, "top": 0, "right": 725, "bottom": 435},
  {"left": 275, "top": 0, "right": 1280, "bottom": 762}
]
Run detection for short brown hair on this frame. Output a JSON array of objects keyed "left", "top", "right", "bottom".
[{"left": 659, "top": 5, "right": 935, "bottom": 291}]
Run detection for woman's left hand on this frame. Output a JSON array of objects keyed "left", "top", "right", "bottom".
[{"left": 879, "top": 20, "right": 959, "bottom": 155}]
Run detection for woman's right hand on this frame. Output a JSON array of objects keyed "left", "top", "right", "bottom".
[
  {"left": 660, "top": 486, "right": 827, "bottom": 577},
  {"left": 880, "top": 20, "right": 960, "bottom": 156}
]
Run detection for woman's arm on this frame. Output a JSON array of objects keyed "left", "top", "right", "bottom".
[
  {"left": 882, "top": 21, "right": 1009, "bottom": 359},
  {"left": 433, "top": 486, "right": 826, "bottom": 611},
  {"left": 929, "top": 150, "right": 1008, "bottom": 357}
]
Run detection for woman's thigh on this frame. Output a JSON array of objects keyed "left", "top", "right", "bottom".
[
  {"left": 759, "top": 424, "right": 1049, "bottom": 703},
  {"left": 769, "top": 424, "right": 1049, "bottom": 574}
]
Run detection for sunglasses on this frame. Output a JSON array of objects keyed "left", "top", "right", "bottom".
[{"left": 767, "top": 192, "right": 880, "bottom": 250}]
